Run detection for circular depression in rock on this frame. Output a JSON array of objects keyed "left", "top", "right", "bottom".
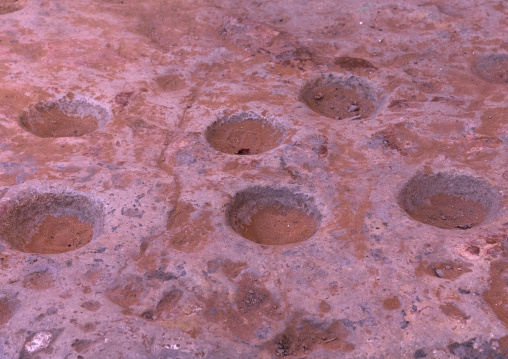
[
  {"left": 475, "top": 54, "right": 508, "bottom": 84},
  {"left": 0, "top": 192, "right": 104, "bottom": 254},
  {"left": 398, "top": 172, "right": 502, "bottom": 230},
  {"left": 0, "top": 0, "right": 27, "bottom": 14},
  {"left": 300, "top": 75, "right": 377, "bottom": 120},
  {"left": 19, "top": 95, "right": 112, "bottom": 138},
  {"left": 227, "top": 187, "right": 322, "bottom": 245},
  {"left": 205, "top": 113, "right": 285, "bottom": 155}
]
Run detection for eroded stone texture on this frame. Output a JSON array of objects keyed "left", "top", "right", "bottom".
[{"left": 0, "top": 0, "right": 508, "bottom": 358}]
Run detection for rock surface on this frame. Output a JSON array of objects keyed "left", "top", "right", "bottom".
[{"left": 0, "top": 0, "right": 507, "bottom": 358}]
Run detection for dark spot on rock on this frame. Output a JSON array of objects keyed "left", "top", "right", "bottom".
[
  {"left": 334, "top": 56, "right": 376, "bottom": 70},
  {"left": 146, "top": 270, "right": 178, "bottom": 281},
  {"left": 236, "top": 148, "right": 250, "bottom": 155},
  {"left": 115, "top": 91, "right": 134, "bottom": 107},
  {"left": 448, "top": 338, "right": 476, "bottom": 357},
  {"left": 458, "top": 288, "right": 471, "bottom": 294},
  {"left": 466, "top": 245, "right": 480, "bottom": 255},
  {"left": 71, "top": 339, "right": 93, "bottom": 353},
  {"left": 414, "top": 348, "right": 427, "bottom": 358}
]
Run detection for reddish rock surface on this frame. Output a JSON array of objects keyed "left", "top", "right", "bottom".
[{"left": 0, "top": 0, "right": 507, "bottom": 358}]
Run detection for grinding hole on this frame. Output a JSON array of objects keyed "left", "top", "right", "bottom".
[
  {"left": 19, "top": 95, "right": 112, "bottom": 138},
  {"left": 0, "top": 192, "right": 104, "bottom": 254},
  {"left": 475, "top": 54, "right": 508, "bottom": 84},
  {"left": 300, "top": 75, "right": 377, "bottom": 120},
  {"left": 205, "top": 112, "right": 285, "bottom": 155},
  {"left": 398, "top": 172, "right": 502, "bottom": 230},
  {"left": 0, "top": 0, "right": 27, "bottom": 14},
  {"left": 227, "top": 187, "right": 322, "bottom": 245}
]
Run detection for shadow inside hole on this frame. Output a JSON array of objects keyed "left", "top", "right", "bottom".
[
  {"left": 206, "top": 112, "right": 285, "bottom": 155},
  {"left": 0, "top": 191, "right": 104, "bottom": 254},
  {"left": 19, "top": 95, "right": 111, "bottom": 138},
  {"left": 300, "top": 74, "right": 378, "bottom": 120},
  {"left": 227, "top": 186, "right": 322, "bottom": 245},
  {"left": 398, "top": 172, "right": 502, "bottom": 230}
]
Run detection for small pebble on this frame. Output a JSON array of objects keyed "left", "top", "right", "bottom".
[{"left": 25, "top": 332, "right": 52, "bottom": 353}]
